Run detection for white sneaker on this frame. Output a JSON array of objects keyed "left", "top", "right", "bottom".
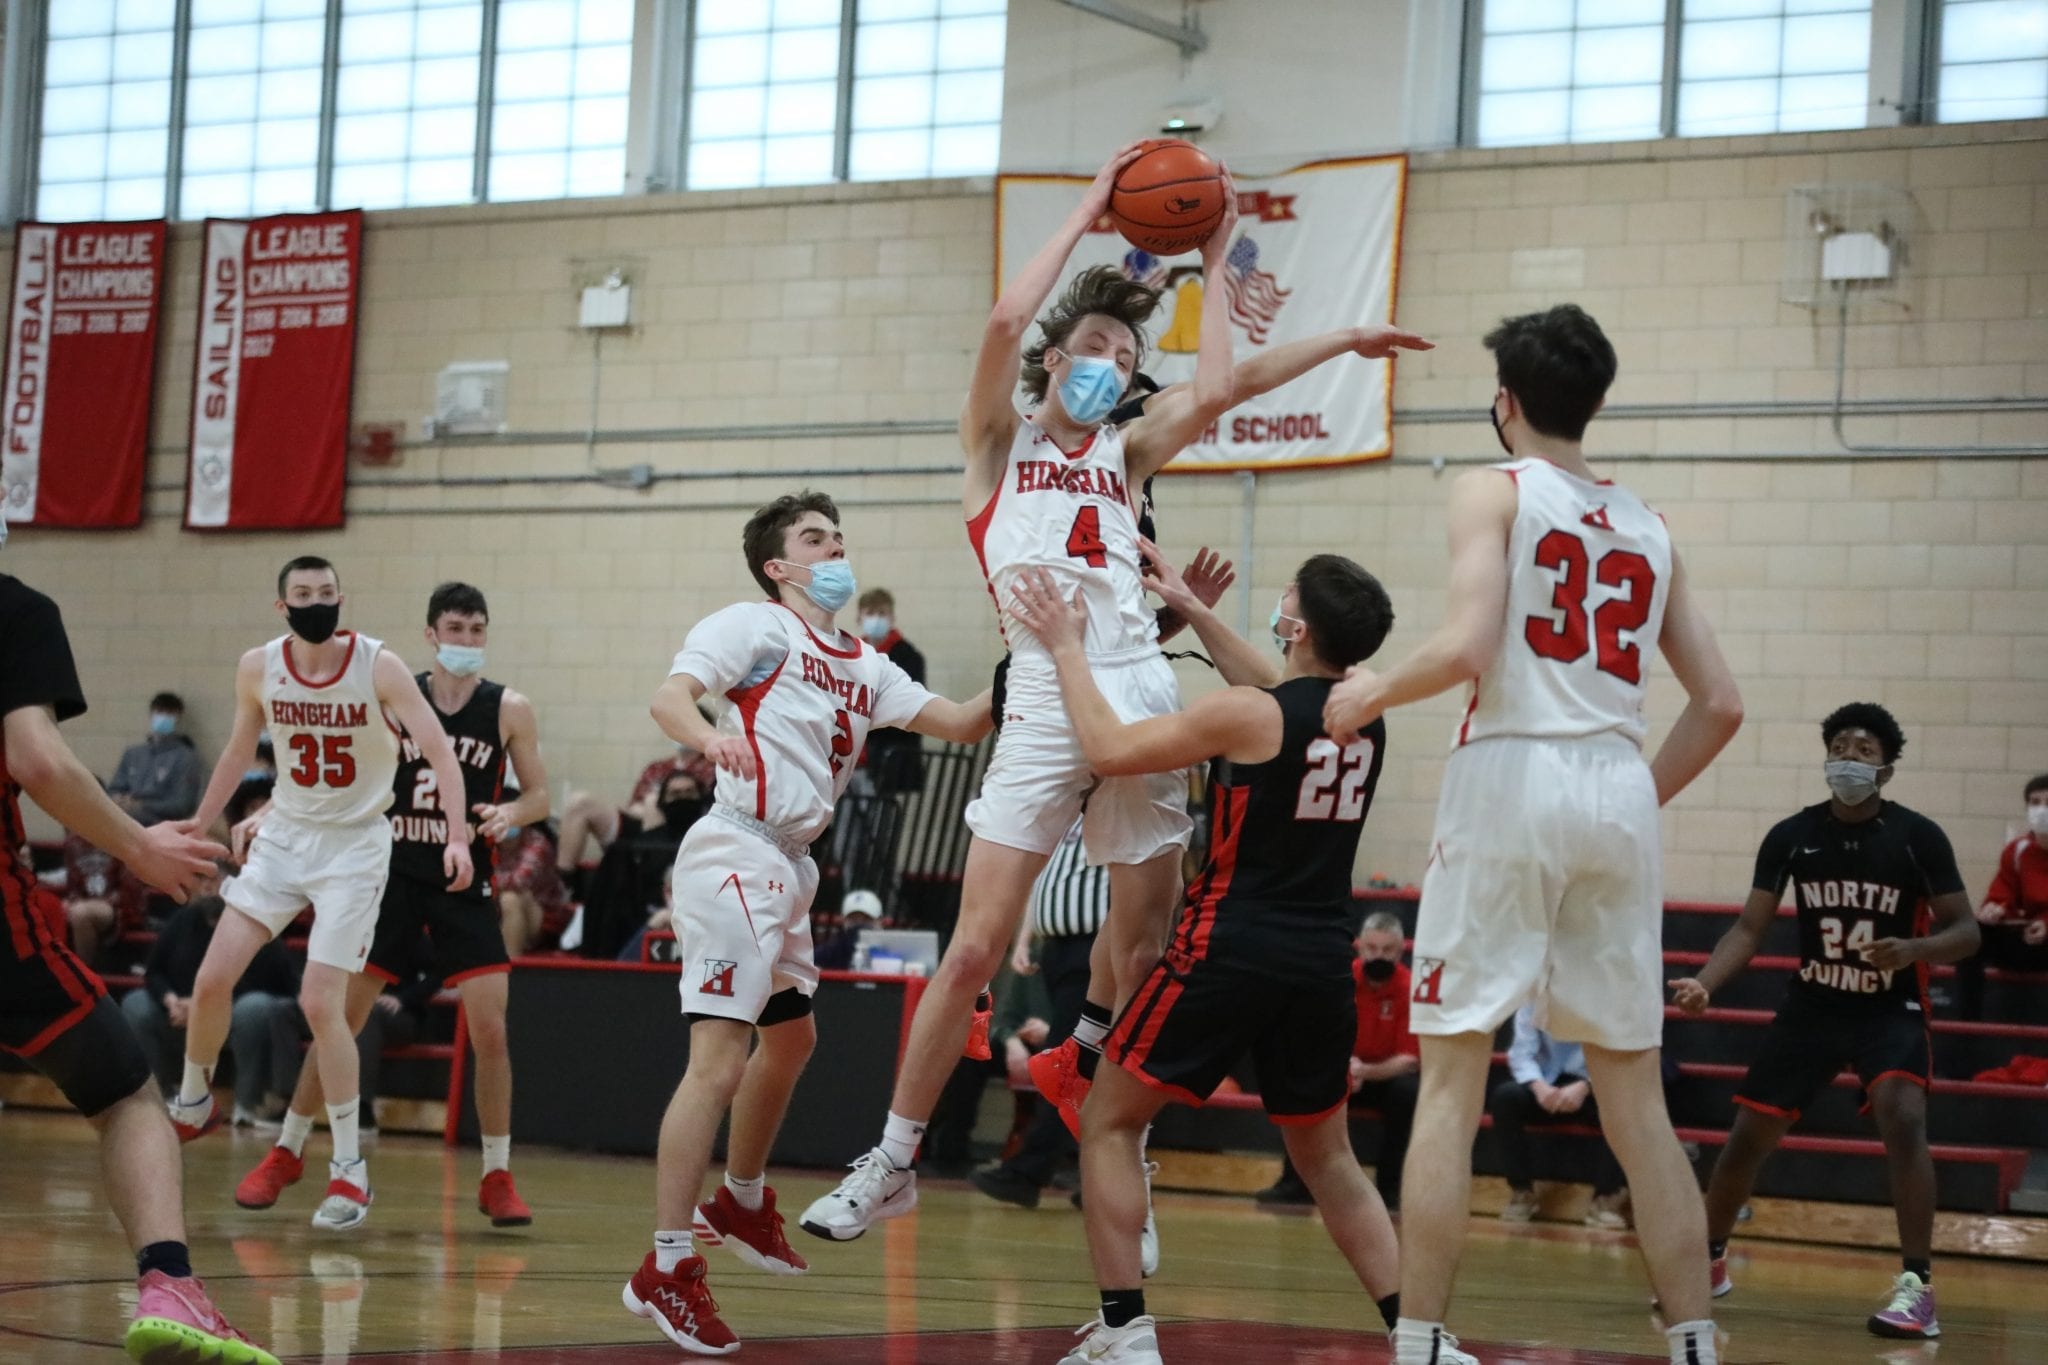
[
  {"left": 1058, "top": 1315, "right": 1161, "bottom": 1364},
  {"left": 1139, "top": 1161, "right": 1160, "bottom": 1279},
  {"left": 798, "top": 1148, "right": 916, "bottom": 1242},
  {"left": 1392, "top": 1328, "right": 1481, "bottom": 1364},
  {"left": 311, "top": 1163, "right": 372, "bottom": 1231}
]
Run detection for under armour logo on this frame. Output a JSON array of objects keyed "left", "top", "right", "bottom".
[
  {"left": 699, "top": 960, "right": 738, "bottom": 997},
  {"left": 767, "top": 880, "right": 785, "bottom": 893},
  {"left": 1581, "top": 503, "right": 1613, "bottom": 530},
  {"left": 1412, "top": 957, "right": 1446, "bottom": 1006}
]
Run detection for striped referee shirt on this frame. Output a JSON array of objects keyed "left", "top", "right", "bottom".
[{"left": 1030, "top": 819, "right": 1110, "bottom": 939}]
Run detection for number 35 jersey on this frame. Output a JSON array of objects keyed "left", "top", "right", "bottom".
[
  {"left": 1457, "top": 458, "right": 1672, "bottom": 751},
  {"left": 1754, "top": 800, "right": 1965, "bottom": 1006},
  {"left": 968, "top": 417, "right": 1156, "bottom": 666},
  {"left": 262, "top": 631, "right": 401, "bottom": 826},
  {"left": 670, "top": 601, "right": 936, "bottom": 846}
]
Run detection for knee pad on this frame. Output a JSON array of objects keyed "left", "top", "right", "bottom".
[
  {"left": 32, "top": 997, "right": 152, "bottom": 1119},
  {"left": 755, "top": 987, "right": 814, "bottom": 1028}
]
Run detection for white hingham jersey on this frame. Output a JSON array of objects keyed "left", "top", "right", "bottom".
[
  {"left": 1455, "top": 458, "right": 1673, "bottom": 750},
  {"left": 671, "top": 601, "right": 937, "bottom": 845},
  {"left": 968, "top": 417, "right": 1157, "bottom": 663},
  {"left": 262, "top": 631, "right": 401, "bottom": 825}
]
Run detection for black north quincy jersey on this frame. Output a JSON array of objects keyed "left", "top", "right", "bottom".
[
  {"left": 1173, "top": 677, "right": 1387, "bottom": 982},
  {"left": 1754, "top": 799, "right": 1964, "bottom": 1006},
  {"left": 389, "top": 675, "right": 504, "bottom": 897}
]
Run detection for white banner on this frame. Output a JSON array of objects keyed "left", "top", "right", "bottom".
[
  {"left": 187, "top": 219, "right": 248, "bottom": 529},
  {"left": 996, "top": 155, "right": 1408, "bottom": 472},
  {"left": 1, "top": 225, "right": 53, "bottom": 521}
]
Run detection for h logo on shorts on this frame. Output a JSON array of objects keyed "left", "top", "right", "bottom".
[
  {"left": 1412, "top": 957, "right": 1446, "bottom": 1007},
  {"left": 699, "top": 960, "right": 739, "bottom": 997}
]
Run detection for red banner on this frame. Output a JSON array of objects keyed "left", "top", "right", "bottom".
[
  {"left": 185, "top": 210, "right": 362, "bottom": 530},
  {"left": 1, "top": 221, "right": 166, "bottom": 529}
]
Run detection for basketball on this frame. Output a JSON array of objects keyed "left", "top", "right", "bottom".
[{"left": 1108, "top": 139, "right": 1228, "bottom": 257}]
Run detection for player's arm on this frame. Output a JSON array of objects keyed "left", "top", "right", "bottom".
[
  {"left": 1138, "top": 536, "right": 1274, "bottom": 688},
  {"left": 474, "top": 689, "right": 549, "bottom": 844},
  {"left": 1324, "top": 468, "right": 1516, "bottom": 743},
  {"left": 1646, "top": 549, "right": 1744, "bottom": 806},
  {"left": 903, "top": 691, "right": 995, "bottom": 745},
  {"left": 190, "top": 649, "right": 269, "bottom": 834},
  {"left": 1123, "top": 178, "right": 1240, "bottom": 482},
  {"left": 376, "top": 649, "right": 473, "bottom": 892},
  {"left": 1670, "top": 887, "right": 1781, "bottom": 1014},
  {"left": 1866, "top": 817, "right": 1981, "bottom": 972},
  {"left": 963, "top": 143, "right": 1150, "bottom": 488},
  {"left": 652, "top": 673, "right": 755, "bottom": 780},
  {"left": 1227, "top": 325, "right": 1435, "bottom": 405}
]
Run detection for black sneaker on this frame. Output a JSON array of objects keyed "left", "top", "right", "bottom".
[
  {"left": 1254, "top": 1175, "right": 1313, "bottom": 1206},
  {"left": 972, "top": 1163, "right": 1042, "bottom": 1210}
]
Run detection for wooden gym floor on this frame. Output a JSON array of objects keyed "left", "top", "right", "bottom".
[{"left": 2, "top": 1110, "right": 2045, "bottom": 1363}]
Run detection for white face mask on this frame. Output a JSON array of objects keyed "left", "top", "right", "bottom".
[{"left": 2029, "top": 805, "right": 2048, "bottom": 838}]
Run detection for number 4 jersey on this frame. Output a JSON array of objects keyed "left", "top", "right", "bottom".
[
  {"left": 262, "top": 631, "right": 400, "bottom": 826},
  {"left": 1457, "top": 457, "right": 1672, "bottom": 750},
  {"left": 670, "top": 601, "right": 936, "bottom": 846}
]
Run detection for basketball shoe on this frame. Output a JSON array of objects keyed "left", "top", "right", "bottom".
[
  {"left": 1868, "top": 1272, "right": 1939, "bottom": 1339},
  {"left": 963, "top": 991, "right": 994, "bottom": 1061},
  {"left": 168, "top": 1095, "right": 225, "bottom": 1144},
  {"left": 695, "top": 1186, "right": 807, "bottom": 1275},
  {"left": 1392, "top": 1326, "right": 1481, "bottom": 1364},
  {"left": 1029, "top": 1036, "right": 1091, "bottom": 1140},
  {"left": 1710, "top": 1253, "right": 1733, "bottom": 1298},
  {"left": 235, "top": 1147, "right": 304, "bottom": 1210},
  {"left": 126, "top": 1270, "right": 279, "bottom": 1365},
  {"left": 310, "top": 1166, "right": 371, "bottom": 1231},
  {"left": 799, "top": 1149, "right": 917, "bottom": 1241},
  {"left": 622, "top": 1252, "right": 739, "bottom": 1355},
  {"left": 478, "top": 1170, "right": 533, "bottom": 1227},
  {"left": 1058, "top": 1315, "right": 1160, "bottom": 1364}
]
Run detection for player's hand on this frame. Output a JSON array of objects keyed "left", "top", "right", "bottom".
[
  {"left": 2026, "top": 919, "right": 2048, "bottom": 947},
  {"left": 1860, "top": 937, "right": 1918, "bottom": 973},
  {"left": 1007, "top": 567, "right": 1089, "bottom": 653},
  {"left": 127, "top": 821, "right": 229, "bottom": 903},
  {"left": 165, "top": 995, "right": 191, "bottom": 1028},
  {"left": 1388, "top": 1052, "right": 1420, "bottom": 1077},
  {"left": 1350, "top": 325, "right": 1435, "bottom": 359},
  {"left": 1348, "top": 1056, "right": 1369, "bottom": 1093},
  {"left": 471, "top": 802, "right": 516, "bottom": 843},
  {"left": 703, "top": 735, "right": 757, "bottom": 781},
  {"left": 1976, "top": 901, "right": 2007, "bottom": 924},
  {"left": 373, "top": 994, "right": 401, "bottom": 1016},
  {"left": 1530, "top": 1079, "right": 1560, "bottom": 1112},
  {"left": 1199, "top": 165, "right": 1240, "bottom": 269},
  {"left": 1555, "top": 1080, "right": 1591, "bottom": 1114},
  {"left": 1323, "top": 665, "right": 1385, "bottom": 745},
  {"left": 1004, "top": 1038, "right": 1034, "bottom": 1088},
  {"left": 1010, "top": 935, "right": 1038, "bottom": 978},
  {"left": 1136, "top": 536, "right": 1202, "bottom": 617},
  {"left": 1081, "top": 141, "right": 1151, "bottom": 220},
  {"left": 443, "top": 840, "right": 475, "bottom": 894},
  {"left": 1668, "top": 977, "right": 1710, "bottom": 1015}
]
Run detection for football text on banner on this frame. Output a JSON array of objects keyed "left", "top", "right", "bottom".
[
  {"left": 994, "top": 156, "right": 1407, "bottom": 472},
  {"left": 186, "top": 209, "right": 362, "bottom": 530},
  {"left": 1, "top": 221, "right": 167, "bottom": 528}
]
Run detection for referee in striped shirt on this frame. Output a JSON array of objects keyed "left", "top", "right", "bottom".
[{"left": 972, "top": 816, "right": 1106, "bottom": 1206}]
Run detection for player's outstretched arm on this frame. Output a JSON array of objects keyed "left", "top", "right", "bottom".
[
  {"left": 1671, "top": 886, "right": 1780, "bottom": 1014},
  {"left": 1647, "top": 551, "right": 1744, "bottom": 806},
  {"left": 1324, "top": 468, "right": 1516, "bottom": 742},
  {"left": 1139, "top": 536, "right": 1274, "bottom": 689},
  {"left": 376, "top": 648, "right": 473, "bottom": 891},
  {"left": 1124, "top": 175, "right": 1240, "bottom": 482},
  {"left": 474, "top": 690, "right": 550, "bottom": 843},
  {"left": 1229, "top": 326, "right": 1435, "bottom": 406},
  {"left": 190, "top": 648, "right": 269, "bottom": 835},
  {"left": 904, "top": 690, "right": 996, "bottom": 745}
]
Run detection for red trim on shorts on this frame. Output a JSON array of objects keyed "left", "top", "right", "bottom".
[
  {"left": 1865, "top": 1068, "right": 1929, "bottom": 1094},
  {"left": 1269, "top": 1095, "right": 1350, "bottom": 1128},
  {"left": 1455, "top": 677, "right": 1480, "bottom": 747},
  {"left": 283, "top": 630, "right": 359, "bottom": 689},
  {"left": 1172, "top": 785, "right": 1247, "bottom": 967},
  {"left": 361, "top": 963, "right": 401, "bottom": 986},
  {"left": 965, "top": 469, "right": 1009, "bottom": 647},
  {"left": 6, "top": 993, "right": 99, "bottom": 1058},
  {"left": 770, "top": 601, "right": 862, "bottom": 660},
  {"left": 4, "top": 864, "right": 102, "bottom": 1013},
  {"left": 445, "top": 963, "right": 511, "bottom": 987},
  {"left": 1111, "top": 978, "right": 1183, "bottom": 1074},
  {"left": 1733, "top": 1094, "right": 1800, "bottom": 1122},
  {"left": 1115, "top": 1049, "right": 1207, "bottom": 1108},
  {"left": 726, "top": 659, "right": 788, "bottom": 821}
]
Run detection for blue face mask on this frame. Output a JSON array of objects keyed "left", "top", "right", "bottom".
[
  {"left": 783, "top": 558, "right": 857, "bottom": 612},
  {"left": 437, "top": 643, "right": 486, "bottom": 677},
  {"left": 860, "top": 614, "right": 891, "bottom": 642},
  {"left": 1056, "top": 353, "right": 1124, "bottom": 425},
  {"left": 150, "top": 713, "right": 177, "bottom": 737}
]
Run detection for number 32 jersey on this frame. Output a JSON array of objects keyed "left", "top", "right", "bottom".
[
  {"left": 671, "top": 601, "right": 936, "bottom": 846},
  {"left": 1457, "top": 458, "right": 1672, "bottom": 750},
  {"left": 262, "top": 631, "right": 401, "bottom": 826},
  {"left": 968, "top": 417, "right": 1156, "bottom": 664}
]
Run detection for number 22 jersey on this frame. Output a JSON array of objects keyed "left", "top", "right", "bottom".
[{"left": 670, "top": 601, "right": 936, "bottom": 846}]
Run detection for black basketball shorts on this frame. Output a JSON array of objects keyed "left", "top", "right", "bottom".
[
  {"left": 1734, "top": 988, "right": 1932, "bottom": 1121},
  {"left": 368, "top": 873, "right": 509, "bottom": 986},
  {"left": 2, "top": 881, "right": 148, "bottom": 1116}
]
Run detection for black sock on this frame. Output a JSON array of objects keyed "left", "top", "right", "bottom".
[
  {"left": 1708, "top": 1239, "right": 1727, "bottom": 1260},
  {"left": 137, "top": 1241, "right": 192, "bottom": 1280},
  {"left": 1076, "top": 1002, "right": 1111, "bottom": 1080},
  {"left": 1904, "top": 1258, "right": 1931, "bottom": 1282},
  {"left": 1100, "top": 1287, "right": 1146, "bottom": 1329},
  {"left": 1376, "top": 1292, "right": 1401, "bottom": 1329}
]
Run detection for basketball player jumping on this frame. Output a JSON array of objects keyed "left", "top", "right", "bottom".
[
  {"left": 172, "top": 557, "right": 474, "bottom": 1232},
  {"left": 622, "top": 492, "right": 993, "bottom": 1355},
  {"left": 1008, "top": 552, "right": 1438, "bottom": 1365},
  {"left": 234, "top": 580, "right": 551, "bottom": 1228},
  {"left": 1324, "top": 306, "right": 1745, "bottom": 1365}
]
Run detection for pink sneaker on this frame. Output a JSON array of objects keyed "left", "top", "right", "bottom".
[
  {"left": 126, "top": 1270, "right": 279, "bottom": 1364},
  {"left": 1868, "top": 1271, "right": 1939, "bottom": 1339}
]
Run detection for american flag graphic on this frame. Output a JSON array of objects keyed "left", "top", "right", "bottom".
[
  {"left": 1121, "top": 248, "right": 1168, "bottom": 290},
  {"left": 1220, "top": 235, "right": 1291, "bottom": 343}
]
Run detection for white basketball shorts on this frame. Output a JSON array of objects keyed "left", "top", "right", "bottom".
[
  {"left": 223, "top": 811, "right": 392, "bottom": 973},
  {"left": 1409, "top": 733, "right": 1665, "bottom": 1052},
  {"left": 965, "top": 646, "right": 1193, "bottom": 867},
  {"left": 671, "top": 807, "right": 822, "bottom": 1024}
]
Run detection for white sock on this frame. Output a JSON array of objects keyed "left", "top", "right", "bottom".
[
  {"left": 1073, "top": 1015, "right": 1111, "bottom": 1052},
  {"left": 175, "top": 1059, "right": 212, "bottom": 1109},
  {"left": 1393, "top": 1318, "right": 1447, "bottom": 1364},
  {"left": 327, "top": 1098, "right": 361, "bottom": 1167},
  {"left": 1666, "top": 1320, "right": 1718, "bottom": 1365},
  {"left": 725, "top": 1172, "right": 765, "bottom": 1211},
  {"left": 878, "top": 1112, "right": 925, "bottom": 1169},
  {"left": 278, "top": 1109, "right": 315, "bottom": 1158},
  {"left": 654, "top": 1229, "right": 692, "bottom": 1273},
  {"left": 481, "top": 1134, "right": 511, "bottom": 1175}
]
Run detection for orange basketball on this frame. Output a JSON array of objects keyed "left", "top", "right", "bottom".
[{"left": 1108, "top": 139, "right": 1227, "bottom": 258}]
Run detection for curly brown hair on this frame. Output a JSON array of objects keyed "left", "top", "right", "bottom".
[
  {"left": 1019, "top": 265, "right": 1162, "bottom": 404},
  {"left": 742, "top": 490, "right": 840, "bottom": 599}
]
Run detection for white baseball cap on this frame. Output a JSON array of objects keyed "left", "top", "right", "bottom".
[{"left": 841, "top": 889, "right": 883, "bottom": 921}]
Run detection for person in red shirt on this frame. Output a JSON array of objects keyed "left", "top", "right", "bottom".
[
  {"left": 1958, "top": 774, "right": 2048, "bottom": 1019},
  {"left": 1257, "top": 911, "right": 1421, "bottom": 1210}
]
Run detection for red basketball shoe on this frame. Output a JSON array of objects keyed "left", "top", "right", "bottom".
[
  {"left": 694, "top": 1186, "right": 807, "bottom": 1276},
  {"left": 478, "top": 1170, "right": 533, "bottom": 1227},
  {"left": 963, "top": 991, "right": 994, "bottom": 1061},
  {"left": 1028, "top": 1036, "right": 1091, "bottom": 1140},
  {"left": 235, "top": 1147, "right": 304, "bottom": 1210},
  {"left": 126, "top": 1270, "right": 279, "bottom": 1365},
  {"left": 169, "top": 1095, "right": 225, "bottom": 1144},
  {"left": 622, "top": 1252, "right": 739, "bottom": 1355}
]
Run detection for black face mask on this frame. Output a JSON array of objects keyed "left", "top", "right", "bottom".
[
  {"left": 1487, "top": 398, "right": 1513, "bottom": 456},
  {"left": 659, "top": 797, "right": 700, "bottom": 829},
  {"left": 286, "top": 602, "right": 341, "bottom": 644},
  {"left": 1361, "top": 957, "right": 1397, "bottom": 984}
]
